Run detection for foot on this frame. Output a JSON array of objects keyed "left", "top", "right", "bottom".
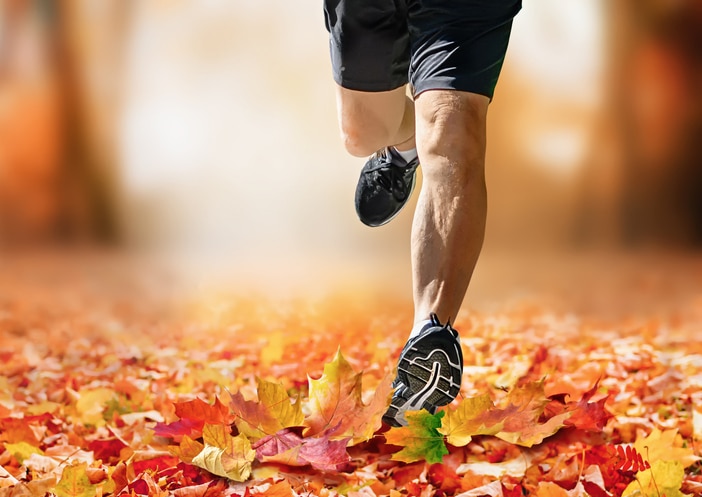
[
  {"left": 383, "top": 314, "right": 463, "bottom": 427},
  {"left": 355, "top": 147, "right": 419, "bottom": 227}
]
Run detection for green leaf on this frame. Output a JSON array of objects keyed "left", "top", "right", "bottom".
[
  {"left": 384, "top": 410, "right": 448, "bottom": 464},
  {"left": 191, "top": 423, "right": 256, "bottom": 482}
]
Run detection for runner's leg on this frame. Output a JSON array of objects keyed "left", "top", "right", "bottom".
[
  {"left": 412, "top": 90, "right": 489, "bottom": 323},
  {"left": 334, "top": 85, "right": 415, "bottom": 158}
]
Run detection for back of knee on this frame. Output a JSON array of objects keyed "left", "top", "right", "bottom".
[{"left": 339, "top": 122, "right": 379, "bottom": 157}]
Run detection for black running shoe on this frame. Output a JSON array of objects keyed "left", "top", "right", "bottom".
[
  {"left": 355, "top": 147, "right": 419, "bottom": 227},
  {"left": 383, "top": 314, "right": 463, "bottom": 427}
]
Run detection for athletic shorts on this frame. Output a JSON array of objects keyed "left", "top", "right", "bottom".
[{"left": 323, "top": 0, "right": 521, "bottom": 99}]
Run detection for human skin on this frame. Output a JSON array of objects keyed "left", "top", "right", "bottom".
[{"left": 334, "top": 85, "right": 489, "bottom": 325}]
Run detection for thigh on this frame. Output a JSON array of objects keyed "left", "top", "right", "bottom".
[
  {"left": 335, "top": 84, "right": 409, "bottom": 153},
  {"left": 407, "top": 0, "right": 521, "bottom": 99},
  {"left": 324, "top": 0, "right": 411, "bottom": 91}
]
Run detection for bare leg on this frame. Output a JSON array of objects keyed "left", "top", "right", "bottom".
[
  {"left": 334, "top": 85, "right": 415, "bottom": 157},
  {"left": 412, "top": 90, "right": 489, "bottom": 324}
]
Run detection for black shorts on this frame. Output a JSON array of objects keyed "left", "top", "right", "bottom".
[{"left": 323, "top": 0, "right": 521, "bottom": 99}]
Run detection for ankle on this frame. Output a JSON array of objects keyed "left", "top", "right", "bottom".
[{"left": 392, "top": 146, "right": 418, "bottom": 163}]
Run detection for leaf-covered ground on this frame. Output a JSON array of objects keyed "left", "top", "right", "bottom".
[{"left": 1, "top": 253, "right": 702, "bottom": 496}]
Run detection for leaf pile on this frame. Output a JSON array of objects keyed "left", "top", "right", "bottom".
[{"left": 1, "top": 258, "right": 702, "bottom": 496}]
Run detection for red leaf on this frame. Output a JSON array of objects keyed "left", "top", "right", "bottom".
[
  {"left": 88, "top": 437, "right": 129, "bottom": 463},
  {"left": 154, "top": 417, "right": 204, "bottom": 439},
  {"left": 174, "top": 397, "right": 230, "bottom": 424},
  {"left": 252, "top": 426, "right": 350, "bottom": 471},
  {"left": 154, "top": 397, "right": 230, "bottom": 440},
  {"left": 132, "top": 455, "right": 181, "bottom": 475},
  {"left": 545, "top": 383, "right": 612, "bottom": 433}
]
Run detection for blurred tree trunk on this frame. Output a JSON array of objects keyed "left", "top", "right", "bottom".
[
  {"left": 50, "top": 0, "right": 132, "bottom": 244},
  {"left": 0, "top": 0, "right": 131, "bottom": 247},
  {"left": 575, "top": 0, "right": 702, "bottom": 248}
]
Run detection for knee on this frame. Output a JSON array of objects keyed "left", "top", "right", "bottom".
[
  {"left": 339, "top": 119, "right": 381, "bottom": 157},
  {"left": 416, "top": 91, "right": 489, "bottom": 184}
]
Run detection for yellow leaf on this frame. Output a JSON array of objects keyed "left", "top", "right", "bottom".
[
  {"left": 304, "top": 349, "right": 392, "bottom": 444},
  {"left": 55, "top": 462, "right": 98, "bottom": 497},
  {"left": 232, "top": 378, "right": 304, "bottom": 440},
  {"left": 257, "top": 378, "right": 304, "bottom": 430},
  {"left": 634, "top": 428, "right": 699, "bottom": 468},
  {"left": 438, "top": 394, "right": 502, "bottom": 446},
  {"left": 192, "top": 424, "right": 255, "bottom": 482},
  {"left": 75, "top": 388, "right": 116, "bottom": 427},
  {"left": 169, "top": 435, "right": 205, "bottom": 464},
  {"left": 622, "top": 459, "right": 689, "bottom": 497},
  {"left": 260, "top": 332, "right": 285, "bottom": 367},
  {"left": 4, "top": 441, "right": 44, "bottom": 464},
  {"left": 693, "top": 409, "right": 702, "bottom": 441}
]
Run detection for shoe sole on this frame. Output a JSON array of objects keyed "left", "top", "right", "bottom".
[
  {"left": 363, "top": 171, "right": 417, "bottom": 228},
  {"left": 382, "top": 330, "right": 463, "bottom": 427}
]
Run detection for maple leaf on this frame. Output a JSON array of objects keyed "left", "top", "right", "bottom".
[
  {"left": 191, "top": 423, "right": 256, "bottom": 482},
  {"left": 304, "top": 349, "right": 393, "bottom": 444},
  {"left": 169, "top": 435, "right": 205, "bottom": 464},
  {"left": 438, "top": 394, "right": 505, "bottom": 446},
  {"left": 384, "top": 410, "right": 448, "bottom": 464},
  {"left": 498, "top": 380, "right": 550, "bottom": 431},
  {"left": 252, "top": 426, "right": 350, "bottom": 471},
  {"left": 54, "top": 462, "right": 98, "bottom": 497},
  {"left": 545, "top": 383, "right": 612, "bottom": 432},
  {"left": 230, "top": 377, "right": 304, "bottom": 440},
  {"left": 622, "top": 459, "right": 688, "bottom": 497},
  {"left": 154, "top": 397, "right": 230, "bottom": 440},
  {"left": 496, "top": 411, "right": 572, "bottom": 447},
  {"left": 491, "top": 381, "right": 572, "bottom": 447},
  {"left": 634, "top": 428, "right": 699, "bottom": 468}
]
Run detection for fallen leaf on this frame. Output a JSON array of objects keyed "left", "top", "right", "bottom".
[
  {"left": 75, "top": 388, "right": 116, "bottom": 427},
  {"left": 3, "top": 442, "right": 43, "bottom": 464},
  {"left": 304, "top": 349, "right": 392, "bottom": 444},
  {"left": 253, "top": 426, "right": 350, "bottom": 471},
  {"left": 384, "top": 410, "right": 448, "bottom": 464},
  {"left": 54, "top": 463, "right": 98, "bottom": 497},
  {"left": 169, "top": 435, "right": 205, "bottom": 464},
  {"left": 455, "top": 480, "right": 504, "bottom": 497},
  {"left": 633, "top": 428, "right": 699, "bottom": 468},
  {"left": 622, "top": 459, "right": 687, "bottom": 497},
  {"left": 230, "top": 377, "right": 304, "bottom": 440},
  {"left": 438, "top": 394, "right": 504, "bottom": 446},
  {"left": 191, "top": 423, "right": 256, "bottom": 482}
]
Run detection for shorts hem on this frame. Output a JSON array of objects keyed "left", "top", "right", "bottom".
[
  {"left": 412, "top": 79, "right": 495, "bottom": 101},
  {"left": 334, "top": 74, "right": 408, "bottom": 93}
]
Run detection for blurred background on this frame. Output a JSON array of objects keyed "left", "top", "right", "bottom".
[{"left": 1, "top": 0, "right": 701, "bottom": 310}]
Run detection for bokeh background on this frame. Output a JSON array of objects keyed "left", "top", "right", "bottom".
[{"left": 1, "top": 0, "right": 701, "bottom": 314}]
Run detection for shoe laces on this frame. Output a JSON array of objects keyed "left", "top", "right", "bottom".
[{"left": 365, "top": 148, "right": 415, "bottom": 201}]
